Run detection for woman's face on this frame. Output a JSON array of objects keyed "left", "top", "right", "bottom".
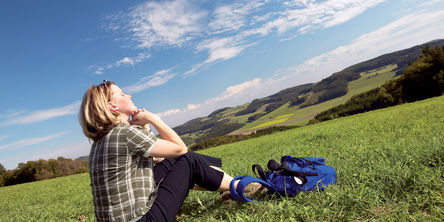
[{"left": 109, "top": 84, "right": 138, "bottom": 116}]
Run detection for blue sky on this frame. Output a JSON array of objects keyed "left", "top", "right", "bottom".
[{"left": 1, "top": 0, "right": 444, "bottom": 170}]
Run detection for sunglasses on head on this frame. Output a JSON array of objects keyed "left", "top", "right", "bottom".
[{"left": 102, "top": 79, "right": 111, "bottom": 85}]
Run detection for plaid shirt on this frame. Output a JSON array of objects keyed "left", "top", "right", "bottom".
[{"left": 89, "top": 124, "right": 158, "bottom": 222}]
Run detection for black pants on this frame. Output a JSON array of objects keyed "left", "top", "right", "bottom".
[{"left": 138, "top": 152, "right": 224, "bottom": 222}]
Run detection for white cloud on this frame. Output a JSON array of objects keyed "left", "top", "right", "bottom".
[
  {"left": 120, "top": 53, "right": 151, "bottom": 66},
  {"left": 108, "top": 0, "right": 384, "bottom": 72},
  {"left": 209, "top": 78, "right": 262, "bottom": 103},
  {"left": 116, "top": 57, "right": 135, "bottom": 66},
  {"left": 0, "top": 139, "right": 91, "bottom": 170},
  {"left": 293, "top": 9, "right": 444, "bottom": 75},
  {"left": 187, "top": 104, "right": 200, "bottom": 110},
  {"left": 162, "top": 78, "right": 262, "bottom": 117},
  {"left": 157, "top": 109, "right": 182, "bottom": 118},
  {"left": 91, "top": 52, "right": 151, "bottom": 75},
  {"left": 95, "top": 67, "right": 104, "bottom": 75},
  {"left": 158, "top": 78, "right": 268, "bottom": 126},
  {"left": 184, "top": 37, "right": 256, "bottom": 76},
  {"left": 0, "top": 135, "right": 9, "bottom": 142},
  {"left": 34, "top": 140, "right": 92, "bottom": 161},
  {"left": 128, "top": 0, "right": 207, "bottom": 48},
  {"left": 0, "top": 101, "right": 81, "bottom": 127},
  {"left": 353, "top": 10, "right": 444, "bottom": 51},
  {"left": 0, "top": 111, "right": 25, "bottom": 119},
  {"left": 106, "top": 0, "right": 384, "bottom": 77},
  {"left": 197, "top": 37, "right": 247, "bottom": 64},
  {"left": 0, "top": 131, "right": 69, "bottom": 151},
  {"left": 259, "top": 9, "right": 444, "bottom": 87},
  {"left": 209, "top": 0, "right": 267, "bottom": 33},
  {"left": 183, "top": 63, "right": 205, "bottom": 77},
  {"left": 186, "top": 0, "right": 384, "bottom": 76},
  {"left": 323, "top": 2, "right": 378, "bottom": 28},
  {"left": 417, "top": 0, "right": 444, "bottom": 7},
  {"left": 245, "top": 0, "right": 386, "bottom": 36},
  {"left": 123, "top": 69, "right": 175, "bottom": 94}
]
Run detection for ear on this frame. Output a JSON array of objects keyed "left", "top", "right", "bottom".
[{"left": 108, "top": 102, "right": 119, "bottom": 112}]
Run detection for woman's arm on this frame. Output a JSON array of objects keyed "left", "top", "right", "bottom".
[{"left": 131, "top": 109, "right": 188, "bottom": 158}]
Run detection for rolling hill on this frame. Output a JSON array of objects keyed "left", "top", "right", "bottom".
[{"left": 174, "top": 39, "right": 444, "bottom": 144}]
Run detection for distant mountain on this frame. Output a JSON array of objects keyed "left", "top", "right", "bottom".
[
  {"left": 77, "top": 156, "right": 89, "bottom": 162},
  {"left": 173, "top": 39, "right": 444, "bottom": 145}
]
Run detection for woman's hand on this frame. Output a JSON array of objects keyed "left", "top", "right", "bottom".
[
  {"left": 132, "top": 109, "right": 188, "bottom": 158},
  {"left": 130, "top": 109, "right": 160, "bottom": 126}
]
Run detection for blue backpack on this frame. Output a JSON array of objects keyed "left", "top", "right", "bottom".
[{"left": 229, "top": 156, "right": 337, "bottom": 202}]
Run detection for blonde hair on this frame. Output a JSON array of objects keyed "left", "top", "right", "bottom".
[{"left": 79, "top": 81, "right": 120, "bottom": 141}]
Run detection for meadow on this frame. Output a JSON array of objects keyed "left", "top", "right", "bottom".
[
  {"left": 234, "top": 64, "right": 399, "bottom": 133},
  {"left": 1, "top": 95, "right": 443, "bottom": 221}
]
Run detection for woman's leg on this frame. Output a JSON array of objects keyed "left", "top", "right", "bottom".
[
  {"left": 139, "top": 152, "right": 226, "bottom": 222},
  {"left": 215, "top": 170, "right": 237, "bottom": 192},
  {"left": 152, "top": 152, "right": 223, "bottom": 185}
]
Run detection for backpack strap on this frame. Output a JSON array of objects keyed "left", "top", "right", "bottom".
[
  {"left": 302, "top": 157, "right": 316, "bottom": 170},
  {"left": 280, "top": 162, "right": 318, "bottom": 177},
  {"left": 252, "top": 164, "right": 268, "bottom": 181},
  {"left": 229, "top": 175, "right": 247, "bottom": 202},
  {"left": 229, "top": 175, "right": 273, "bottom": 202}
]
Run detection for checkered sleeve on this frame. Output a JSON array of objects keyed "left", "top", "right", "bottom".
[{"left": 126, "top": 125, "right": 158, "bottom": 158}]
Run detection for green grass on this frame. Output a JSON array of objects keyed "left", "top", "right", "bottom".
[
  {"left": 1, "top": 95, "right": 444, "bottom": 221},
  {"left": 0, "top": 173, "right": 94, "bottom": 221},
  {"left": 235, "top": 64, "right": 399, "bottom": 133},
  {"left": 186, "top": 95, "right": 444, "bottom": 221},
  {"left": 249, "top": 117, "right": 290, "bottom": 130},
  {"left": 275, "top": 114, "right": 294, "bottom": 119}
]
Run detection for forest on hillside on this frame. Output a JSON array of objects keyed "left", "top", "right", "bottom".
[
  {"left": 315, "top": 45, "right": 444, "bottom": 121},
  {"left": 0, "top": 157, "right": 88, "bottom": 187}
]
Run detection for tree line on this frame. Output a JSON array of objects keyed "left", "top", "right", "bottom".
[
  {"left": 0, "top": 125, "right": 299, "bottom": 187},
  {"left": 0, "top": 157, "right": 88, "bottom": 187},
  {"left": 189, "top": 125, "right": 299, "bottom": 151},
  {"left": 315, "top": 45, "right": 444, "bottom": 122}
]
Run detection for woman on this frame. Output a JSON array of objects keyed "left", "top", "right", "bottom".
[{"left": 79, "top": 80, "right": 239, "bottom": 222}]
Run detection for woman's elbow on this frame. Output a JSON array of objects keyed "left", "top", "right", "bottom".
[
  {"left": 150, "top": 139, "right": 188, "bottom": 158},
  {"left": 176, "top": 145, "right": 188, "bottom": 155}
]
